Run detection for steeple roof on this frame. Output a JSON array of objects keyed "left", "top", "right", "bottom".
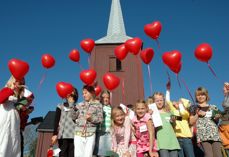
[{"left": 95, "top": 0, "right": 131, "bottom": 44}]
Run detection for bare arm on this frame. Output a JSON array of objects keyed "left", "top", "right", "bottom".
[
  {"left": 147, "top": 119, "right": 158, "bottom": 157},
  {"left": 146, "top": 119, "right": 154, "bottom": 152},
  {"left": 189, "top": 114, "right": 198, "bottom": 126},
  {"left": 124, "top": 117, "right": 131, "bottom": 151}
]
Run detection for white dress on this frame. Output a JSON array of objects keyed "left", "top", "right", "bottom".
[{"left": 0, "top": 96, "right": 21, "bottom": 157}]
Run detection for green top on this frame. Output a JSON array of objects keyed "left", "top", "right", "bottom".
[
  {"left": 156, "top": 112, "right": 180, "bottom": 150},
  {"left": 100, "top": 105, "right": 112, "bottom": 132}
]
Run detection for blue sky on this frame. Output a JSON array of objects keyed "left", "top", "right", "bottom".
[{"left": 0, "top": 0, "right": 229, "bottom": 119}]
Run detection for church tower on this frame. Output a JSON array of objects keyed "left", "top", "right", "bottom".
[{"left": 90, "top": 0, "right": 144, "bottom": 106}]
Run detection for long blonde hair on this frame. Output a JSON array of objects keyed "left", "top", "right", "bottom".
[
  {"left": 111, "top": 106, "right": 125, "bottom": 129},
  {"left": 134, "top": 99, "right": 149, "bottom": 112},
  {"left": 152, "top": 92, "right": 170, "bottom": 112},
  {"left": 5, "top": 76, "right": 26, "bottom": 98}
]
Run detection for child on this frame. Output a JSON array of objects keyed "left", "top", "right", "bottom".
[
  {"left": 152, "top": 92, "right": 180, "bottom": 157},
  {"left": 189, "top": 87, "right": 222, "bottom": 157},
  {"left": 132, "top": 100, "right": 158, "bottom": 157},
  {"left": 94, "top": 90, "right": 112, "bottom": 157},
  {"left": 219, "top": 82, "right": 229, "bottom": 156},
  {"left": 111, "top": 106, "right": 136, "bottom": 157},
  {"left": 51, "top": 88, "right": 78, "bottom": 157},
  {"left": 71, "top": 85, "right": 103, "bottom": 157},
  {"left": 166, "top": 81, "right": 195, "bottom": 157}
]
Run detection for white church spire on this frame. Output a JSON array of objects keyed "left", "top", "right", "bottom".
[{"left": 95, "top": 0, "right": 131, "bottom": 44}]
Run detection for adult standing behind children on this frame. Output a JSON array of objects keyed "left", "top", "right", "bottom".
[
  {"left": 0, "top": 76, "right": 26, "bottom": 157},
  {"left": 219, "top": 82, "right": 229, "bottom": 156},
  {"left": 94, "top": 90, "right": 112, "bottom": 157},
  {"left": 51, "top": 88, "right": 78, "bottom": 157},
  {"left": 71, "top": 85, "right": 103, "bottom": 157}
]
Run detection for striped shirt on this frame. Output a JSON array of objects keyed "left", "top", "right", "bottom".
[{"left": 99, "top": 105, "right": 112, "bottom": 132}]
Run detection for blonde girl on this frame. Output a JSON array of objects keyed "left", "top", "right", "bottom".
[
  {"left": 111, "top": 106, "right": 136, "bottom": 157},
  {"left": 132, "top": 100, "right": 158, "bottom": 157},
  {"left": 152, "top": 92, "right": 180, "bottom": 157}
]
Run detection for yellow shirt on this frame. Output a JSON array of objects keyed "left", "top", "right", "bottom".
[{"left": 167, "top": 101, "right": 193, "bottom": 138}]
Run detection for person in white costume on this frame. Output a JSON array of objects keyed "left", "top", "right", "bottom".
[{"left": 0, "top": 76, "right": 25, "bottom": 157}]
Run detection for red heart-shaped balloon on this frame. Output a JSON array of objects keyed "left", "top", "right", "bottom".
[
  {"left": 0, "top": 87, "right": 14, "bottom": 104},
  {"left": 80, "top": 38, "right": 95, "bottom": 53},
  {"left": 41, "top": 54, "right": 55, "bottom": 69},
  {"left": 144, "top": 21, "right": 162, "bottom": 40},
  {"left": 69, "top": 49, "right": 80, "bottom": 62},
  {"left": 103, "top": 73, "right": 120, "bottom": 91},
  {"left": 194, "top": 43, "right": 213, "bottom": 63},
  {"left": 162, "top": 50, "right": 182, "bottom": 69},
  {"left": 94, "top": 85, "right": 102, "bottom": 96},
  {"left": 140, "top": 48, "right": 154, "bottom": 64},
  {"left": 8, "top": 59, "right": 30, "bottom": 80},
  {"left": 125, "top": 37, "right": 143, "bottom": 55},
  {"left": 170, "top": 62, "right": 182, "bottom": 74},
  {"left": 47, "top": 148, "right": 54, "bottom": 157},
  {"left": 56, "top": 82, "right": 74, "bottom": 98},
  {"left": 80, "top": 69, "right": 97, "bottom": 85},
  {"left": 114, "top": 44, "right": 128, "bottom": 61}
]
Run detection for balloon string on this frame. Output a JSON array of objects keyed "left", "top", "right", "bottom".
[
  {"left": 135, "top": 55, "right": 141, "bottom": 96},
  {"left": 37, "top": 72, "right": 47, "bottom": 90},
  {"left": 88, "top": 54, "right": 91, "bottom": 68},
  {"left": 207, "top": 63, "right": 224, "bottom": 84},
  {"left": 166, "top": 69, "right": 171, "bottom": 83},
  {"left": 155, "top": 39, "right": 160, "bottom": 49},
  {"left": 122, "top": 78, "right": 126, "bottom": 104},
  {"left": 207, "top": 63, "right": 217, "bottom": 78},
  {"left": 78, "top": 62, "right": 84, "bottom": 70},
  {"left": 181, "top": 77, "right": 195, "bottom": 105},
  {"left": 147, "top": 65, "right": 153, "bottom": 96},
  {"left": 110, "top": 91, "right": 113, "bottom": 105},
  {"left": 176, "top": 74, "right": 181, "bottom": 88}
]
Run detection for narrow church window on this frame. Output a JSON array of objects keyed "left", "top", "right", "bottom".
[
  {"left": 109, "top": 56, "right": 122, "bottom": 71},
  {"left": 116, "top": 58, "right": 122, "bottom": 71}
]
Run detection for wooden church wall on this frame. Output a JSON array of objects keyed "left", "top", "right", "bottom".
[{"left": 90, "top": 44, "right": 144, "bottom": 106}]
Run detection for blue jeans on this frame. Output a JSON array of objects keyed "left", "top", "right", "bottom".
[
  {"left": 177, "top": 138, "right": 195, "bottom": 157},
  {"left": 159, "top": 150, "right": 178, "bottom": 157}
]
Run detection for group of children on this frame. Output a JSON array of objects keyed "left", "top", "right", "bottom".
[
  {"left": 51, "top": 81, "right": 229, "bottom": 157},
  {"left": 0, "top": 76, "right": 228, "bottom": 157}
]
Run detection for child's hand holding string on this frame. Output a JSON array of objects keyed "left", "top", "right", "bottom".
[
  {"left": 86, "top": 112, "right": 92, "bottom": 122},
  {"left": 149, "top": 151, "right": 159, "bottom": 157}
]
